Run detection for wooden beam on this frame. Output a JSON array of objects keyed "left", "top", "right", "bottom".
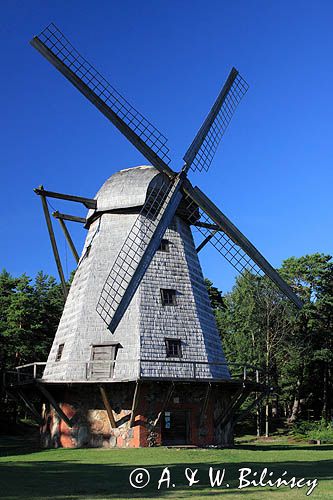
[
  {"left": 183, "top": 182, "right": 303, "bottom": 309},
  {"left": 55, "top": 216, "right": 80, "bottom": 264},
  {"left": 7, "top": 389, "right": 43, "bottom": 425},
  {"left": 53, "top": 211, "right": 86, "bottom": 224},
  {"left": 34, "top": 187, "right": 96, "bottom": 209},
  {"left": 193, "top": 221, "right": 220, "bottom": 230},
  {"left": 36, "top": 383, "right": 73, "bottom": 428},
  {"left": 196, "top": 230, "right": 218, "bottom": 253},
  {"left": 31, "top": 36, "right": 175, "bottom": 180},
  {"left": 153, "top": 382, "right": 175, "bottom": 428},
  {"left": 214, "top": 386, "right": 244, "bottom": 428},
  {"left": 233, "top": 387, "right": 269, "bottom": 426},
  {"left": 129, "top": 381, "right": 141, "bottom": 428},
  {"left": 199, "top": 382, "right": 211, "bottom": 425},
  {"left": 99, "top": 385, "right": 117, "bottom": 429},
  {"left": 38, "top": 186, "right": 68, "bottom": 299}
]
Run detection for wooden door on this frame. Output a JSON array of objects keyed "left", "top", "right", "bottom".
[
  {"left": 161, "top": 410, "right": 189, "bottom": 445},
  {"left": 89, "top": 344, "right": 116, "bottom": 380}
]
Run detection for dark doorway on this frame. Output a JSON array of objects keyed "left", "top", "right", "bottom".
[{"left": 161, "top": 410, "right": 189, "bottom": 445}]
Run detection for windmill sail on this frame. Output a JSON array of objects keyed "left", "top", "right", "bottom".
[
  {"left": 183, "top": 68, "right": 249, "bottom": 173},
  {"left": 30, "top": 23, "right": 174, "bottom": 178},
  {"left": 183, "top": 185, "right": 303, "bottom": 309},
  {"left": 96, "top": 175, "right": 184, "bottom": 332}
]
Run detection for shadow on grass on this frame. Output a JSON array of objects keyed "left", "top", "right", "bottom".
[{"left": 0, "top": 457, "right": 332, "bottom": 499}]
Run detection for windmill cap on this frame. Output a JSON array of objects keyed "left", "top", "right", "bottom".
[{"left": 86, "top": 165, "right": 164, "bottom": 223}]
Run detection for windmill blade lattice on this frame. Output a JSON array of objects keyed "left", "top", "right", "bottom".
[
  {"left": 185, "top": 195, "right": 263, "bottom": 276},
  {"left": 183, "top": 68, "right": 249, "bottom": 173},
  {"left": 182, "top": 187, "right": 302, "bottom": 309},
  {"left": 31, "top": 23, "right": 172, "bottom": 173},
  {"left": 96, "top": 176, "right": 183, "bottom": 332}
]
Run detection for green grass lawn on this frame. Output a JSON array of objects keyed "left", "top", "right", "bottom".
[{"left": 0, "top": 436, "right": 332, "bottom": 500}]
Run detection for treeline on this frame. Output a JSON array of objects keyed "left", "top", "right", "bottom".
[
  {"left": 1, "top": 253, "right": 332, "bottom": 434},
  {"left": 0, "top": 271, "right": 64, "bottom": 372},
  {"left": 206, "top": 252, "right": 333, "bottom": 433}
]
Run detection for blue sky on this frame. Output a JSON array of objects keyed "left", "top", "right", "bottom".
[{"left": 1, "top": 0, "right": 332, "bottom": 293}]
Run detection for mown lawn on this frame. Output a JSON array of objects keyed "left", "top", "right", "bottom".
[{"left": 0, "top": 436, "right": 332, "bottom": 499}]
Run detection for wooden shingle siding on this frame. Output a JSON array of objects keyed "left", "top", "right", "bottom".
[{"left": 43, "top": 166, "right": 229, "bottom": 383}]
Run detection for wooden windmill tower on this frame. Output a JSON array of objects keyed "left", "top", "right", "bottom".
[{"left": 22, "top": 23, "right": 302, "bottom": 448}]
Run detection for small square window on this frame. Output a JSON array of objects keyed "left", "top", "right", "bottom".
[
  {"left": 55, "top": 343, "right": 64, "bottom": 362},
  {"left": 165, "top": 338, "right": 182, "bottom": 358},
  {"left": 160, "top": 288, "right": 177, "bottom": 306},
  {"left": 158, "top": 239, "right": 170, "bottom": 252}
]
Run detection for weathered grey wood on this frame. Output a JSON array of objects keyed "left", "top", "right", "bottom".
[
  {"left": 34, "top": 186, "right": 96, "bottom": 209},
  {"left": 56, "top": 217, "right": 80, "bottom": 263},
  {"left": 153, "top": 382, "right": 175, "bottom": 428},
  {"left": 38, "top": 187, "right": 68, "bottom": 299},
  {"left": 42, "top": 167, "right": 230, "bottom": 383},
  {"left": 184, "top": 183, "right": 303, "bottom": 309},
  {"left": 53, "top": 211, "right": 86, "bottom": 224},
  {"left": 37, "top": 383, "right": 73, "bottom": 427},
  {"left": 107, "top": 176, "right": 184, "bottom": 333},
  {"left": 31, "top": 37, "right": 175, "bottom": 180},
  {"left": 196, "top": 230, "right": 218, "bottom": 253},
  {"left": 99, "top": 385, "right": 117, "bottom": 428},
  {"left": 129, "top": 381, "right": 140, "bottom": 428},
  {"left": 193, "top": 221, "right": 220, "bottom": 230},
  {"left": 183, "top": 68, "right": 239, "bottom": 170}
]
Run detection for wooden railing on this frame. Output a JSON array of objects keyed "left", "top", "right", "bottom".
[{"left": 3, "top": 359, "right": 262, "bottom": 386}]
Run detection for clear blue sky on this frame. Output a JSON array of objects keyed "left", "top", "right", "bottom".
[{"left": 1, "top": 0, "right": 332, "bottom": 292}]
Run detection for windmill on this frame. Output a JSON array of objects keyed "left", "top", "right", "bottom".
[{"left": 17, "top": 23, "right": 301, "bottom": 448}]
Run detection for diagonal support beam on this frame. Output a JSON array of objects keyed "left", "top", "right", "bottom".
[
  {"left": 129, "top": 381, "right": 141, "bottom": 428},
  {"left": 7, "top": 389, "right": 43, "bottom": 425},
  {"left": 37, "top": 186, "right": 68, "bottom": 299},
  {"left": 54, "top": 215, "right": 80, "bottom": 263},
  {"left": 215, "top": 384, "right": 249, "bottom": 428},
  {"left": 153, "top": 382, "right": 175, "bottom": 428},
  {"left": 99, "top": 385, "right": 117, "bottom": 429},
  {"left": 196, "top": 230, "right": 218, "bottom": 253},
  {"left": 37, "top": 383, "right": 73, "bottom": 428},
  {"left": 233, "top": 387, "right": 270, "bottom": 426},
  {"left": 199, "top": 382, "right": 211, "bottom": 425}
]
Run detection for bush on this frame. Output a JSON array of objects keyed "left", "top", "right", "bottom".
[{"left": 292, "top": 419, "right": 333, "bottom": 442}]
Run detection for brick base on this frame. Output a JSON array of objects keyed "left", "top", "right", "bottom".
[{"left": 40, "top": 382, "right": 234, "bottom": 448}]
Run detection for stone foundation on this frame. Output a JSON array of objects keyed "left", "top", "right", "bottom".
[{"left": 40, "top": 382, "right": 235, "bottom": 448}]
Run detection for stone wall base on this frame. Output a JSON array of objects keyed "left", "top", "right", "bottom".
[{"left": 40, "top": 382, "right": 235, "bottom": 448}]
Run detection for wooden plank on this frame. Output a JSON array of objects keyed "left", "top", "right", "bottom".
[
  {"left": 38, "top": 187, "right": 68, "bottom": 299},
  {"left": 99, "top": 385, "right": 117, "bottom": 428},
  {"left": 53, "top": 211, "right": 86, "bottom": 224},
  {"left": 183, "top": 182, "right": 303, "bottom": 309},
  {"left": 129, "top": 381, "right": 141, "bottom": 428},
  {"left": 57, "top": 217, "right": 80, "bottom": 263},
  {"left": 196, "top": 230, "right": 218, "bottom": 253},
  {"left": 31, "top": 37, "right": 175, "bottom": 180},
  {"left": 7, "top": 389, "right": 43, "bottom": 425},
  {"left": 34, "top": 187, "right": 96, "bottom": 209},
  {"left": 199, "top": 382, "right": 211, "bottom": 425},
  {"left": 36, "top": 383, "right": 73, "bottom": 427},
  {"left": 153, "top": 382, "right": 175, "bottom": 428},
  {"left": 233, "top": 387, "right": 269, "bottom": 426},
  {"left": 183, "top": 68, "right": 239, "bottom": 170}
]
